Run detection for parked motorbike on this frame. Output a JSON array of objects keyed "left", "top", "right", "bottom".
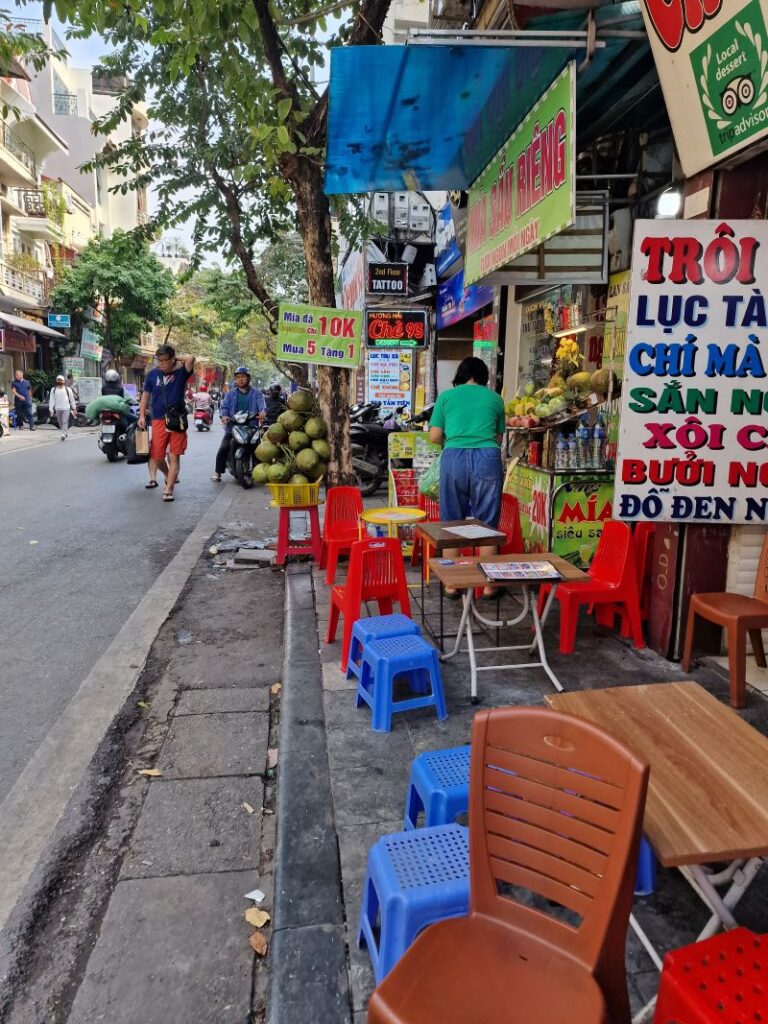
[
  {"left": 194, "top": 407, "right": 213, "bottom": 432},
  {"left": 350, "top": 404, "right": 396, "bottom": 497},
  {"left": 227, "top": 410, "right": 263, "bottom": 489},
  {"left": 40, "top": 401, "right": 90, "bottom": 428}
]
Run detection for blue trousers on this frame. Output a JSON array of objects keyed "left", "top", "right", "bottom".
[{"left": 439, "top": 447, "right": 503, "bottom": 527}]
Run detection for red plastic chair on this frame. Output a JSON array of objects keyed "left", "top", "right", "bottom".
[
  {"left": 497, "top": 492, "right": 524, "bottom": 555},
  {"left": 319, "top": 485, "right": 364, "bottom": 585},
  {"left": 553, "top": 521, "right": 645, "bottom": 654},
  {"left": 595, "top": 523, "right": 655, "bottom": 637},
  {"left": 411, "top": 494, "right": 440, "bottom": 570},
  {"left": 326, "top": 537, "right": 412, "bottom": 671}
]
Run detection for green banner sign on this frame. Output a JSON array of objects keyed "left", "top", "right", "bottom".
[
  {"left": 277, "top": 303, "right": 363, "bottom": 369},
  {"left": 464, "top": 63, "right": 575, "bottom": 286},
  {"left": 551, "top": 478, "right": 614, "bottom": 567}
]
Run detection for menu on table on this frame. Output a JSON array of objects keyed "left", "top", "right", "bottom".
[{"left": 480, "top": 561, "right": 561, "bottom": 581}]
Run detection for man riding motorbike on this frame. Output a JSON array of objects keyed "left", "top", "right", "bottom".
[
  {"left": 264, "top": 381, "right": 286, "bottom": 426},
  {"left": 101, "top": 369, "right": 137, "bottom": 434},
  {"left": 211, "top": 366, "right": 266, "bottom": 482}
]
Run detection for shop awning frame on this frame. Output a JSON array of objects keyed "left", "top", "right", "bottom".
[
  {"left": 0, "top": 310, "right": 65, "bottom": 339},
  {"left": 325, "top": 2, "right": 664, "bottom": 195}
]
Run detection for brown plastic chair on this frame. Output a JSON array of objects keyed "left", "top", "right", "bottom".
[
  {"left": 681, "top": 530, "right": 768, "bottom": 709},
  {"left": 367, "top": 707, "right": 649, "bottom": 1024}
]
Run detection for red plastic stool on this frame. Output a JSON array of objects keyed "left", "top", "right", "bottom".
[
  {"left": 276, "top": 505, "right": 322, "bottom": 565},
  {"left": 654, "top": 928, "right": 766, "bottom": 1023}
]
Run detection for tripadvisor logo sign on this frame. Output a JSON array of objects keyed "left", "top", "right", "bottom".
[{"left": 691, "top": 0, "right": 768, "bottom": 158}]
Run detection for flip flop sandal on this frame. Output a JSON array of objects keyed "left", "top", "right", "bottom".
[
  {"left": 163, "top": 493, "right": 175, "bottom": 502},
  {"left": 145, "top": 481, "right": 159, "bottom": 489}
]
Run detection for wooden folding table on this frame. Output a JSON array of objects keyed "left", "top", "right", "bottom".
[
  {"left": 429, "top": 554, "right": 588, "bottom": 701},
  {"left": 547, "top": 681, "right": 768, "bottom": 1022}
]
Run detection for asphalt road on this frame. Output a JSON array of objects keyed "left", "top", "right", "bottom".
[{"left": 0, "top": 420, "right": 228, "bottom": 805}]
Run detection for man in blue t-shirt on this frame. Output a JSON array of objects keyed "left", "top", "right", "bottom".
[
  {"left": 11, "top": 370, "right": 34, "bottom": 430},
  {"left": 138, "top": 344, "right": 195, "bottom": 501}
]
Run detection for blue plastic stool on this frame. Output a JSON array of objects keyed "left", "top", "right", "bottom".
[
  {"left": 346, "top": 613, "right": 421, "bottom": 682},
  {"left": 634, "top": 837, "right": 657, "bottom": 896},
  {"left": 356, "top": 634, "right": 447, "bottom": 732},
  {"left": 358, "top": 824, "right": 469, "bottom": 983},
  {"left": 404, "top": 746, "right": 470, "bottom": 830}
]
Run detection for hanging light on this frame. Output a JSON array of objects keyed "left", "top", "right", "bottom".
[{"left": 656, "top": 188, "right": 682, "bottom": 219}]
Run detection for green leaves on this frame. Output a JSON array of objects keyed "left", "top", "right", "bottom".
[{"left": 276, "top": 97, "right": 292, "bottom": 121}]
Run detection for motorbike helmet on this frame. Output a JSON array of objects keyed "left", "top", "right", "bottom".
[
  {"left": 104, "top": 369, "right": 120, "bottom": 382},
  {"left": 199, "top": 383, "right": 208, "bottom": 391},
  {"left": 234, "top": 366, "right": 251, "bottom": 377},
  {"left": 268, "top": 382, "right": 282, "bottom": 396}
]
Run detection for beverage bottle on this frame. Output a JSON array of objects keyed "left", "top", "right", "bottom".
[
  {"left": 567, "top": 436, "right": 577, "bottom": 471},
  {"left": 576, "top": 415, "right": 590, "bottom": 469},
  {"left": 592, "top": 413, "right": 606, "bottom": 469},
  {"left": 555, "top": 433, "right": 567, "bottom": 471}
]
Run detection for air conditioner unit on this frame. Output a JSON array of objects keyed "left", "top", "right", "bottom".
[
  {"left": 418, "top": 264, "right": 437, "bottom": 289},
  {"left": 392, "top": 192, "right": 410, "bottom": 229},
  {"left": 371, "top": 192, "right": 389, "bottom": 226},
  {"left": 408, "top": 198, "right": 431, "bottom": 233}
]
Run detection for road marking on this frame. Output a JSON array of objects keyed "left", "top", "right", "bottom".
[{"left": 0, "top": 485, "right": 235, "bottom": 932}]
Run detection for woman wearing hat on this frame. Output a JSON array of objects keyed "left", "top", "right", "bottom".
[{"left": 49, "top": 374, "right": 78, "bottom": 440}]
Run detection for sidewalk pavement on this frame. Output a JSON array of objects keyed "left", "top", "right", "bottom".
[
  {"left": 311, "top": 560, "right": 768, "bottom": 1022},
  {"left": 0, "top": 423, "right": 98, "bottom": 454},
  {"left": 2, "top": 486, "right": 285, "bottom": 1024}
]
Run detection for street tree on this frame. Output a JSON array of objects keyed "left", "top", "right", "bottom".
[
  {"left": 40, "top": 0, "right": 393, "bottom": 484},
  {"left": 51, "top": 230, "right": 175, "bottom": 357}
]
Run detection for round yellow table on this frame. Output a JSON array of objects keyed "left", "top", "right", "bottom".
[{"left": 359, "top": 506, "right": 427, "bottom": 539}]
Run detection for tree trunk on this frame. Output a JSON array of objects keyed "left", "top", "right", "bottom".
[{"left": 293, "top": 159, "right": 354, "bottom": 488}]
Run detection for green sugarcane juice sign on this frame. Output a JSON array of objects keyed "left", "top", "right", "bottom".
[
  {"left": 277, "top": 302, "right": 363, "bottom": 369},
  {"left": 464, "top": 64, "right": 575, "bottom": 286},
  {"left": 552, "top": 479, "right": 614, "bottom": 567}
]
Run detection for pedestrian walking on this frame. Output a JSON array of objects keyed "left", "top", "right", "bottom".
[
  {"left": 49, "top": 374, "right": 78, "bottom": 439},
  {"left": 65, "top": 374, "right": 79, "bottom": 403},
  {"left": 138, "top": 344, "right": 195, "bottom": 502},
  {"left": 11, "top": 370, "right": 35, "bottom": 430}
]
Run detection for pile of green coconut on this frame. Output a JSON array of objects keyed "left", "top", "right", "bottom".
[{"left": 252, "top": 388, "right": 330, "bottom": 485}]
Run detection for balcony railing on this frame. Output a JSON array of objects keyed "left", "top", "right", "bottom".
[
  {"left": 0, "top": 261, "right": 47, "bottom": 303},
  {"left": 18, "top": 188, "right": 46, "bottom": 217},
  {"left": 0, "top": 123, "right": 36, "bottom": 177},
  {"left": 53, "top": 92, "right": 78, "bottom": 116},
  {"left": 2, "top": 17, "right": 42, "bottom": 35}
]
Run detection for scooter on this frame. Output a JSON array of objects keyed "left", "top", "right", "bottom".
[
  {"left": 227, "top": 410, "right": 263, "bottom": 489},
  {"left": 98, "top": 409, "right": 128, "bottom": 462},
  {"left": 194, "top": 407, "right": 213, "bottom": 431}
]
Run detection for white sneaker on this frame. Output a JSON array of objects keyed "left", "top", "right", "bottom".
[{"left": 61, "top": 433, "right": 66, "bottom": 440}]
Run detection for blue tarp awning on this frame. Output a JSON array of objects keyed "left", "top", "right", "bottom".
[{"left": 325, "top": 3, "right": 662, "bottom": 195}]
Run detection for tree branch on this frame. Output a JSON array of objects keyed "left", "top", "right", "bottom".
[{"left": 251, "top": 0, "right": 302, "bottom": 107}]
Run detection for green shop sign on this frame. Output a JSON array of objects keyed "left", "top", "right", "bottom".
[
  {"left": 464, "top": 63, "right": 575, "bottom": 286},
  {"left": 691, "top": 0, "right": 768, "bottom": 160},
  {"left": 551, "top": 479, "right": 614, "bottom": 568},
  {"left": 277, "top": 303, "right": 363, "bottom": 369}
]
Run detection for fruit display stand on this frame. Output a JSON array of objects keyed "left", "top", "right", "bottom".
[{"left": 504, "top": 308, "right": 619, "bottom": 569}]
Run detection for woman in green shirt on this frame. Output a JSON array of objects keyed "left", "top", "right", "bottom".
[{"left": 429, "top": 357, "right": 506, "bottom": 595}]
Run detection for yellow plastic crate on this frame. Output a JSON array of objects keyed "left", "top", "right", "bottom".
[{"left": 267, "top": 480, "right": 322, "bottom": 507}]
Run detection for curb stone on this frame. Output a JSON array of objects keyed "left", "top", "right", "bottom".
[{"left": 267, "top": 563, "right": 351, "bottom": 1024}]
